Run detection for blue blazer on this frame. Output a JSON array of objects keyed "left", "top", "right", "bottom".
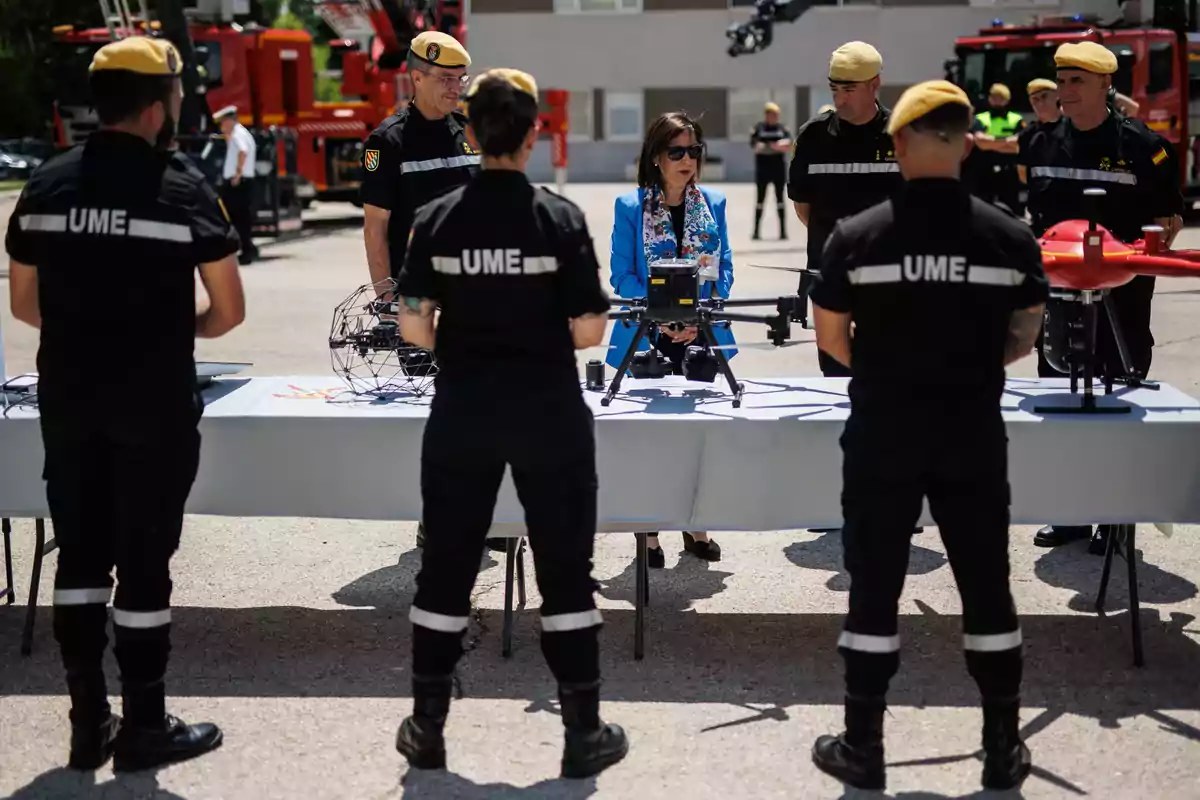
[{"left": 606, "top": 185, "right": 737, "bottom": 370}]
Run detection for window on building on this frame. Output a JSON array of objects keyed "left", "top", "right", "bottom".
[
  {"left": 554, "top": 0, "right": 641, "bottom": 12},
  {"left": 606, "top": 91, "right": 645, "bottom": 141},
  {"left": 568, "top": 90, "right": 594, "bottom": 141},
  {"left": 728, "top": 88, "right": 797, "bottom": 140},
  {"left": 1147, "top": 41, "right": 1174, "bottom": 95}
]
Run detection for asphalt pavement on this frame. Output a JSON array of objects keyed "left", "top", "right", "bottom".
[{"left": 2, "top": 184, "right": 1200, "bottom": 799}]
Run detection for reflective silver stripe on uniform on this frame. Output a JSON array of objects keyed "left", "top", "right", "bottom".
[
  {"left": 431, "top": 255, "right": 558, "bottom": 275},
  {"left": 838, "top": 631, "right": 901, "bottom": 653},
  {"left": 18, "top": 214, "right": 68, "bottom": 232},
  {"left": 541, "top": 609, "right": 603, "bottom": 632},
  {"left": 969, "top": 266, "right": 1027, "bottom": 286},
  {"left": 808, "top": 162, "right": 900, "bottom": 174},
  {"left": 1029, "top": 166, "right": 1137, "bottom": 185},
  {"left": 846, "top": 264, "right": 901, "bottom": 284},
  {"left": 54, "top": 588, "right": 112, "bottom": 605},
  {"left": 127, "top": 219, "right": 194, "bottom": 243},
  {"left": 963, "top": 630, "right": 1022, "bottom": 652},
  {"left": 410, "top": 606, "right": 470, "bottom": 633},
  {"left": 112, "top": 608, "right": 172, "bottom": 628},
  {"left": 402, "top": 155, "right": 481, "bottom": 174}
]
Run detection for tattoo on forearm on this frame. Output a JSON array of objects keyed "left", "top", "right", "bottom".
[{"left": 400, "top": 295, "right": 433, "bottom": 317}]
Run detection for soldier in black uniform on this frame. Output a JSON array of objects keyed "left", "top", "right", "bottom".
[
  {"left": 1024, "top": 42, "right": 1183, "bottom": 552},
  {"left": 360, "top": 31, "right": 480, "bottom": 549},
  {"left": 788, "top": 41, "right": 904, "bottom": 376},
  {"left": 4, "top": 37, "right": 243, "bottom": 771},
  {"left": 808, "top": 81, "right": 1049, "bottom": 792},
  {"left": 391, "top": 68, "right": 628, "bottom": 779},
  {"left": 750, "top": 101, "right": 792, "bottom": 240}
]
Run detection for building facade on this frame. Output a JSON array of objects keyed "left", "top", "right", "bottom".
[{"left": 466, "top": 0, "right": 1119, "bottom": 182}]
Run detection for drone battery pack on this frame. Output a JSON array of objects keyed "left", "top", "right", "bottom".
[{"left": 647, "top": 260, "right": 700, "bottom": 319}]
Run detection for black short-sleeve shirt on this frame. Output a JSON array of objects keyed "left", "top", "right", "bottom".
[
  {"left": 1024, "top": 113, "right": 1183, "bottom": 242},
  {"left": 360, "top": 105, "right": 479, "bottom": 277},
  {"left": 396, "top": 170, "right": 610, "bottom": 392},
  {"left": 4, "top": 131, "right": 240, "bottom": 418},
  {"left": 810, "top": 178, "right": 1050, "bottom": 411},
  {"left": 751, "top": 121, "right": 792, "bottom": 174},
  {"left": 787, "top": 105, "right": 904, "bottom": 267}
]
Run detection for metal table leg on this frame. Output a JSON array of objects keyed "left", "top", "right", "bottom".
[
  {"left": 1, "top": 519, "right": 13, "bottom": 605},
  {"left": 502, "top": 537, "right": 517, "bottom": 658},
  {"left": 1095, "top": 523, "right": 1144, "bottom": 668},
  {"left": 635, "top": 533, "right": 647, "bottom": 661},
  {"left": 23, "top": 520, "right": 56, "bottom": 657}
]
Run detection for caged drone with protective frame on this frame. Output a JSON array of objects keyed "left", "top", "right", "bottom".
[{"left": 328, "top": 278, "right": 439, "bottom": 398}]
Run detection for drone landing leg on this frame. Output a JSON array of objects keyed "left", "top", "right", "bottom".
[
  {"left": 602, "top": 320, "right": 652, "bottom": 407},
  {"left": 700, "top": 321, "right": 744, "bottom": 408},
  {"left": 1036, "top": 296, "right": 1129, "bottom": 415},
  {"left": 1103, "top": 294, "right": 1160, "bottom": 393}
]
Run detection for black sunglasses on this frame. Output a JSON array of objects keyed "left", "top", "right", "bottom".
[{"left": 665, "top": 144, "right": 704, "bottom": 161}]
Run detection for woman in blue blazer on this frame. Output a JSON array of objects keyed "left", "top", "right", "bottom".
[{"left": 607, "top": 111, "right": 736, "bottom": 567}]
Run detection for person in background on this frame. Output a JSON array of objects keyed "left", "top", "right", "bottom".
[
  {"left": 607, "top": 111, "right": 735, "bottom": 567},
  {"left": 214, "top": 105, "right": 259, "bottom": 265},
  {"left": 750, "top": 101, "right": 792, "bottom": 240},
  {"left": 972, "top": 84, "right": 1026, "bottom": 214}
]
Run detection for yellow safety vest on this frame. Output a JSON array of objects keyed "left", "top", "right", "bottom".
[{"left": 976, "top": 110, "right": 1023, "bottom": 138}]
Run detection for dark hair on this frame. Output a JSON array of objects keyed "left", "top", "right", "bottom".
[
  {"left": 637, "top": 112, "right": 705, "bottom": 188},
  {"left": 464, "top": 76, "right": 539, "bottom": 157},
  {"left": 907, "top": 102, "right": 973, "bottom": 138},
  {"left": 88, "top": 70, "right": 176, "bottom": 126}
]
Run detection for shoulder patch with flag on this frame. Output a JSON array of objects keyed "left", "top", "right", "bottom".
[
  {"left": 1152, "top": 146, "right": 1169, "bottom": 166},
  {"left": 365, "top": 149, "right": 380, "bottom": 172}
]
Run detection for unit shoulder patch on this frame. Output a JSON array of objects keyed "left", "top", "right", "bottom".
[
  {"left": 365, "top": 149, "right": 381, "bottom": 172},
  {"left": 1152, "top": 146, "right": 1169, "bottom": 166}
]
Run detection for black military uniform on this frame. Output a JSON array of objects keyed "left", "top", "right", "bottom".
[
  {"left": 3, "top": 38, "right": 234, "bottom": 771},
  {"left": 788, "top": 42, "right": 903, "bottom": 376},
  {"left": 392, "top": 68, "right": 627, "bottom": 780},
  {"left": 1024, "top": 42, "right": 1183, "bottom": 550},
  {"left": 360, "top": 32, "right": 480, "bottom": 279},
  {"left": 751, "top": 107, "right": 791, "bottom": 240},
  {"left": 809, "top": 82, "right": 1049, "bottom": 792}
]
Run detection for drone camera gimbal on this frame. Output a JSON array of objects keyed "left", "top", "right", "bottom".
[{"left": 603, "top": 260, "right": 797, "bottom": 407}]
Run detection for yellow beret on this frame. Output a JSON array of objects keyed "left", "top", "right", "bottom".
[
  {"left": 1054, "top": 42, "right": 1117, "bottom": 74},
  {"left": 466, "top": 68, "right": 538, "bottom": 102},
  {"left": 1027, "top": 78, "right": 1058, "bottom": 95},
  {"left": 410, "top": 31, "right": 470, "bottom": 69},
  {"left": 829, "top": 41, "right": 882, "bottom": 83},
  {"left": 887, "top": 80, "right": 972, "bottom": 135},
  {"left": 764, "top": 102, "right": 780, "bottom": 113},
  {"left": 89, "top": 37, "right": 181, "bottom": 76},
  {"left": 989, "top": 83, "right": 1011, "bottom": 101}
]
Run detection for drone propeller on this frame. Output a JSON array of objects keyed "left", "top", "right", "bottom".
[
  {"left": 1038, "top": 219, "right": 1200, "bottom": 290},
  {"left": 746, "top": 262, "right": 810, "bottom": 275}
]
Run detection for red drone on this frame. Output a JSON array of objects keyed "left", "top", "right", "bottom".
[{"left": 1038, "top": 218, "right": 1200, "bottom": 289}]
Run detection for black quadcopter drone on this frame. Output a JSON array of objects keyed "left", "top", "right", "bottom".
[
  {"left": 601, "top": 259, "right": 798, "bottom": 407},
  {"left": 328, "top": 278, "right": 438, "bottom": 397},
  {"left": 726, "top": 0, "right": 808, "bottom": 57}
]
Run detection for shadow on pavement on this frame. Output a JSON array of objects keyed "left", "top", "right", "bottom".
[
  {"left": 6, "top": 767, "right": 187, "bottom": 800},
  {"left": 784, "top": 531, "right": 947, "bottom": 592},
  {"left": 1033, "top": 535, "right": 1198, "bottom": 613},
  {"left": 398, "top": 769, "right": 598, "bottom": 799}
]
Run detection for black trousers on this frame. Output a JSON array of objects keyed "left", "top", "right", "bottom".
[
  {"left": 220, "top": 179, "right": 258, "bottom": 259},
  {"left": 411, "top": 387, "right": 602, "bottom": 686},
  {"left": 1036, "top": 276, "right": 1155, "bottom": 379},
  {"left": 43, "top": 414, "right": 201, "bottom": 725},
  {"left": 837, "top": 408, "right": 1022, "bottom": 703},
  {"left": 754, "top": 166, "right": 787, "bottom": 235}
]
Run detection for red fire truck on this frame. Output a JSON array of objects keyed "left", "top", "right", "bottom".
[
  {"left": 946, "top": 11, "right": 1200, "bottom": 206},
  {"left": 49, "top": 0, "right": 570, "bottom": 234}
]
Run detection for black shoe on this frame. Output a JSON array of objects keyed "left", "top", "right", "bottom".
[
  {"left": 1088, "top": 525, "right": 1113, "bottom": 556},
  {"left": 561, "top": 723, "right": 629, "bottom": 779},
  {"left": 484, "top": 537, "right": 508, "bottom": 553},
  {"left": 682, "top": 532, "right": 721, "bottom": 562},
  {"left": 808, "top": 527, "right": 841, "bottom": 534},
  {"left": 811, "top": 733, "right": 885, "bottom": 790},
  {"left": 1033, "top": 525, "right": 1091, "bottom": 547},
  {"left": 68, "top": 713, "right": 121, "bottom": 770},
  {"left": 982, "top": 739, "right": 1032, "bottom": 790},
  {"left": 416, "top": 522, "right": 426, "bottom": 548},
  {"left": 112, "top": 714, "right": 223, "bottom": 773},
  {"left": 647, "top": 545, "right": 665, "bottom": 569},
  {"left": 752, "top": 230, "right": 761, "bottom": 240},
  {"left": 396, "top": 715, "right": 447, "bottom": 770}
]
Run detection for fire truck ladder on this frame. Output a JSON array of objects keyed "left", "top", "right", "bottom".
[{"left": 98, "top": 0, "right": 150, "bottom": 40}]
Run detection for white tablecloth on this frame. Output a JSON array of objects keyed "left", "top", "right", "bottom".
[{"left": 2, "top": 375, "right": 1200, "bottom": 531}]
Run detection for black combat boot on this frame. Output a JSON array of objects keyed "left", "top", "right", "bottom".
[
  {"left": 559, "top": 680, "right": 629, "bottom": 779},
  {"left": 396, "top": 674, "right": 452, "bottom": 770},
  {"left": 65, "top": 668, "right": 120, "bottom": 770},
  {"left": 112, "top": 679, "right": 223, "bottom": 772},
  {"left": 777, "top": 206, "right": 788, "bottom": 240},
  {"left": 981, "top": 697, "right": 1031, "bottom": 790},
  {"left": 812, "top": 694, "right": 886, "bottom": 791}
]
